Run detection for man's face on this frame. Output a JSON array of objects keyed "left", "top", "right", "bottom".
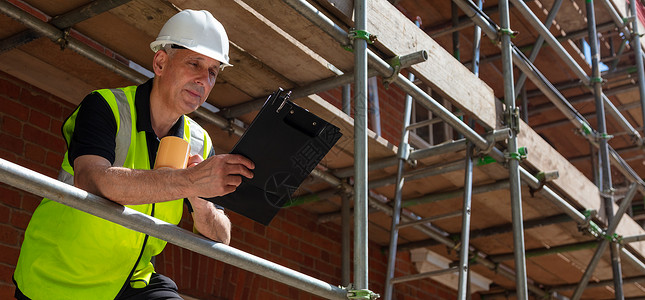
[{"left": 154, "top": 48, "right": 221, "bottom": 115}]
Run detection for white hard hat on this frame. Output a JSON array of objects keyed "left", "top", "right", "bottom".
[{"left": 150, "top": 9, "right": 232, "bottom": 68}]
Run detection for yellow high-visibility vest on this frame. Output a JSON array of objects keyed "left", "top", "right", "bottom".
[{"left": 14, "top": 85, "right": 212, "bottom": 299}]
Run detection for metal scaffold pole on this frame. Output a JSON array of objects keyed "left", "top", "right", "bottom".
[
  {"left": 457, "top": 142, "right": 474, "bottom": 300},
  {"left": 498, "top": 0, "right": 528, "bottom": 298},
  {"left": 570, "top": 182, "right": 637, "bottom": 300},
  {"left": 512, "top": 0, "right": 564, "bottom": 98},
  {"left": 471, "top": 0, "right": 482, "bottom": 77},
  {"left": 629, "top": 0, "right": 645, "bottom": 133},
  {"left": 353, "top": 0, "right": 369, "bottom": 291},
  {"left": 383, "top": 70, "right": 414, "bottom": 300},
  {"left": 580, "top": 0, "right": 624, "bottom": 298}
]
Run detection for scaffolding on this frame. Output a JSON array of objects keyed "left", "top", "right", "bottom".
[{"left": 2, "top": 0, "right": 645, "bottom": 299}]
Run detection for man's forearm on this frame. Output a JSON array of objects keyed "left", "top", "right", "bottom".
[
  {"left": 189, "top": 197, "right": 231, "bottom": 244},
  {"left": 73, "top": 153, "right": 254, "bottom": 206},
  {"left": 73, "top": 155, "right": 197, "bottom": 205}
]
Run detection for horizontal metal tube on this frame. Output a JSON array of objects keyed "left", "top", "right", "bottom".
[
  {"left": 190, "top": 108, "right": 245, "bottom": 137},
  {"left": 403, "top": 180, "right": 509, "bottom": 208},
  {"left": 364, "top": 175, "right": 549, "bottom": 297},
  {"left": 454, "top": 0, "right": 642, "bottom": 145},
  {"left": 282, "top": 0, "right": 491, "bottom": 151},
  {"left": 0, "top": 158, "right": 348, "bottom": 299},
  {"left": 0, "top": 0, "right": 133, "bottom": 53},
  {"left": 520, "top": 164, "right": 645, "bottom": 275},
  {"left": 368, "top": 160, "right": 464, "bottom": 189},
  {"left": 622, "top": 233, "right": 645, "bottom": 244},
  {"left": 406, "top": 111, "right": 464, "bottom": 130},
  {"left": 333, "top": 128, "right": 511, "bottom": 178},
  {"left": 397, "top": 211, "right": 462, "bottom": 229},
  {"left": 223, "top": 50, "right": 429, "bottom": 119},
  {"left": 0, "top": 1, "right": 147, "bottom": 84},
  {"left": 366, "top": 51, "right": 489, "bottom": 149},
  {"left": 548, "top": 275, "right": 645, "bottom": 292},
  {"left": 489, "top": 240, "right": 598, "bottom": 262},
  {"left": 509, "top": 0, "right": 588, "bottom": 82},
  {"left": 394, "top": 213, "right": 571, "bottom": 251}
]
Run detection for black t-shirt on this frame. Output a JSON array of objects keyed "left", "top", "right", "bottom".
[
  {"left": 67, "top": 79, "right": 188, "bottom": 169},
  {"left": 66, "top": 79, "right": 217, "bottom": 211}
]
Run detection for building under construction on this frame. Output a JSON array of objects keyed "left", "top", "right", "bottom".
[{"left": 2, "top": 0, "right": 645, "bottom": 299}]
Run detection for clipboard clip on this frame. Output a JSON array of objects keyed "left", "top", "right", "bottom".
[{"left": 275, "top": 89, "right": 292, "bottom": 113}]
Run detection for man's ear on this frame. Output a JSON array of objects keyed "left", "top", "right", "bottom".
[{"left": 152, "top": 50, "right": 167, "bottom": 76}]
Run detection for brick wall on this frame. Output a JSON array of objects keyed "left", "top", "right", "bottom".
[
  {"left": 0, "top": 72, "right": 75, "bottom": 298},
  {"left": 0, "top": 70, "right": 457, "bottom": 299}
]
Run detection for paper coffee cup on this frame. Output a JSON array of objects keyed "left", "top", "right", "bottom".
[{"left": 154, "top": 136, "right": 190, "bottom": 169}]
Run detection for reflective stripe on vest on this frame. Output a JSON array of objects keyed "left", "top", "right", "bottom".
[{"left": 57, "top": 88, "right": 133, "bottom": 184}]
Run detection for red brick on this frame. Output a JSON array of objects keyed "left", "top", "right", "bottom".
[
  {"left": 0, "top": 283, "right": 14, "bottom": 300},
  {"left": 21, "top": 194, "right": 41, "bottom": 213},
  {"left": 0, "top": 225, "right": 20, "bottom": 247},
  {"left": 0, "top": 78, "right": 21, "bottom": 99},
  {"left": 20, "top": 91, "right": 60, "bottom": 119},
  {"left": 23, "top": 124, "right": 64, "bottom": 153},
  {"left": 0, "top": 149, "right": 17, "bottom": 163},
  {"left": 253, "top": 221, "right": 266, "bottom": 236},
  {"left": 50, "top": 119, "right": 63, "bottom": 136},
  {"left": 1, "top": 115, "right": 22, "bottom": 138},
  {"left": 0, "top": 133, "right": 23, "bottom": 155},
  {"left": 0, "top": 186, "right": 21, "bottom": 208},
  {"left": 0, "top": 261, "right": 14, "bottom": 284},
  {"left": 266, "top": 227, "right": 289, "bottom": 245},
  {"left": 300, "top": 240, "right": 319, "bottom": 257},
  {"left": 0, "top": 205, "right": 9, "bottom": 227},
  {"left": 281, "top": 246, "right": 304, "bottom": 264},
  {"left": 14, "top": 157, "right": 52, "bottom": 178},
  {"left": 28, "top": 109, "right": 51, "bottom": 131},
  {"left": 246, "top": 231, "right": 269, "bottom": 249},
  {"left": 45, "top": 151, "right": 63, "bottom": 170},
  {"left": 10, "top": 209, "right": 31, "bottom": 230},
  {"left": 269, "top": 241, "right": 282, "bottom": 256},
  {"left": 24, "top": 143, "right": 45, "bottom": 164},
  {"left": 281, "top": 219, "right": 304, "bottom": 237}
]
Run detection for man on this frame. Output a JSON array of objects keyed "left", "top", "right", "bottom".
[{"left": 13, "top": 9, "right": 253, "bottom": 299}]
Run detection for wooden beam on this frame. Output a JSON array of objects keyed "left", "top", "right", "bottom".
[
  {"left": 243, "top": 0, "right": 355, "bottom": 72},
  {"left": 517, "top": 121, "right": 645, "bottom": 255},
  {"left": 320, "top": 0, "right": 502, "bottom": 130},
  {"left": 0, "top": 48, "right": 95, "bottom": 105},
  {"left": 173, "top": 0, "right": 338, "bottom": 85}
]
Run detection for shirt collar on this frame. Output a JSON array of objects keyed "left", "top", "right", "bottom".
[{"left": 135, "top": 78, "right": 185, "bottom": 139}]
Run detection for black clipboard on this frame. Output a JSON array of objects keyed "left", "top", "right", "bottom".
[{"left": 203, "top": 88, "right": 342, "bottom": 225}]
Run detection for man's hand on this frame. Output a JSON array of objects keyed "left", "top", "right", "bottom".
[
  {"left": 186, "top": 154, "right": 233, "bottom": 244},
  {"left": 183, "top": 153, "right": 254, "bottom": 198}
]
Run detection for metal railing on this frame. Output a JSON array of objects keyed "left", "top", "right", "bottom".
[{"left": 0, "top": 158, "right": 349, "bottom": 300}]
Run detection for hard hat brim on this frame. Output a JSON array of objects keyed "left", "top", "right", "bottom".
[{"left": 150, "top": 40, "right": 233, "bottom": 68}]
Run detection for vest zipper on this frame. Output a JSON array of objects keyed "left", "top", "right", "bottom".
[{"left": 114, "top": 203, "right": 155, "bottom": 299}]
